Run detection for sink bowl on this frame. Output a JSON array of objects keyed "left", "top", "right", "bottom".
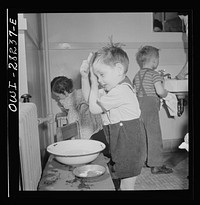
[
  {"left": 164, "top": 79, "right": 188, "bottom": 93},
  {"left": 47, "top": 139, "right": 106, "bottom": 165}
]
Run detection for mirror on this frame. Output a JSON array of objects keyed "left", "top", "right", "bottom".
[{"left": 153, "top": 12, "right": 186, "bottom": 32}]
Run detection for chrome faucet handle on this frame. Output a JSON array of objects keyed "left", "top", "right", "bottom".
[
  {"left": 158, "top": 69, "right": 166, "bottom": 76},
  {"left": 163, "top": 73, "right": 171, "bottom": 79}
]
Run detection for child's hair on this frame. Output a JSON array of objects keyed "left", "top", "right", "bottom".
[
  {"left": 93, "top": 39, "right": 129, "bottom": 73},
  {"left": 51, "top": 76, "right": 73, "bottom": 94},
  {"left": 136, "top": 45, "right": 159, "bottom": 68}
]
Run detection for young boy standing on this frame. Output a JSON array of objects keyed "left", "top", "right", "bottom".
[
  {"left": 80, "top": 43, "right": 146, "bottom": 190},
  {"left": 133, "top": 45, "right": 173, "bottom": 174}
]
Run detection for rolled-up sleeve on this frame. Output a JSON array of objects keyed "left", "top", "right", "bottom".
[{"left": 152, "top": 71, "right": 163, "bottom": 84}]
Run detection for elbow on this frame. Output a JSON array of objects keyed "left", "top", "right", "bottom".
[
  {"left": 89, "top": 107, "right": 102, "bottom": 114},
  {"left": 158, "top": 90, "right": 168, "bottom": 98},
  {"left": 89, "top": 104, "right": 103, "bottom": 114}
]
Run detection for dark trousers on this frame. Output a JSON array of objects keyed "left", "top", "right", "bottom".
[
  {"left": 103, "top": 119, "right": 146, "bottom": 179},
  {"left": 138, "top": 96, "right": 163, "bottom": 167}
]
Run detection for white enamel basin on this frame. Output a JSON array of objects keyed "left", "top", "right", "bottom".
[
  {"left": 47, "top": 139, "right": 106, "bottom": 165},
  {"left": 164, "top": 79, "right": 188, "bottom": 93}
]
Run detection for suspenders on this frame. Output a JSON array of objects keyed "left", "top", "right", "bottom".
[{"left": 137, "top": 69, "right": 149, "bottom": 97}]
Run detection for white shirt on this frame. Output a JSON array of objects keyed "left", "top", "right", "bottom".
[{"left": 98, "top": 83, "right": 141, "bottom": 125}]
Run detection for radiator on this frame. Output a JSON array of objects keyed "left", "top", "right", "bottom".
[{"left": 19, "top": 102, "right": 42, "bottom": 190}]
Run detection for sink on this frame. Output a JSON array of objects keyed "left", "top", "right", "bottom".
[{"left": 164, "top": 79, "right": 188, "bottom": 93}]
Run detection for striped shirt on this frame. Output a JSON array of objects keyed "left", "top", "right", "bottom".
[{"left": 133, "top": 68, "right": 163, "bottom": 97}]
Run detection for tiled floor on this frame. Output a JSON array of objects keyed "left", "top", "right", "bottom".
[{"left": 135, "top": 149, "right": 189, "bottom": 190}]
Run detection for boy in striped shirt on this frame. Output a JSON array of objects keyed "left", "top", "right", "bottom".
[{"left": 133, "top": 45, "right": 173, "bottom": 174}]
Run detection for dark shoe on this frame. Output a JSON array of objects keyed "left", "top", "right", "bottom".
[
  {"left": 143, "top": 161, "right": 150, "bottom": 168},
  {"left": 143, "top": 164, "right": 150, "bottom": 168},
  {"left": 151, "top": 165, "right": 173, "bottom": 174}
]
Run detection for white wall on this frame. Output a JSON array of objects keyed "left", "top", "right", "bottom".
[
  {"left": 47, "top": 12, "right": 185, "bottom": 42},
  {"left": 21, "top": 13, "right": 44, "bottom": 114},
  {"left": 46, "top": 13, "right": 188, "bottom": 148},
  {"left": 18, "top": 14, "right": 28, "bottom": 98},
  {"left": 19, "top": 13, "right": 52, "bottom": 165},
  {"left": 47, "top": 12, "right": 187, "bottom": 82}
]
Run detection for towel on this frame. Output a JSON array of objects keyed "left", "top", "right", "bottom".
[
  {"left": 78, "top": 102, "right": 103, "bottom": 139},
  {"left": 179, "top": 133, "right": 189, "bottom": 151},
  {"left": 161, "top": 92, "right": 178, "bottom": 116}
]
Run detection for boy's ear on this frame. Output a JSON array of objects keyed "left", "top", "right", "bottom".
[{"left": 115, "top": 63, "right": 124, "bottom": 75}]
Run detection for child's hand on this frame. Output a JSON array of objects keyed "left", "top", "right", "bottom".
[
  {"left": 80, "top": 53, "right": 93, "bottom": 78},
  {"left": 89, "top": 58, "right": 98, "bottom": 85}
]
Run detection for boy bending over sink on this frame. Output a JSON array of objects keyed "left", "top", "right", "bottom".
[{"left": 51, "top": 76, "right": 103, "bottom": 140}]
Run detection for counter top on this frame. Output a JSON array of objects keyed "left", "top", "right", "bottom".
[{"left": 38, "top": 153, "right": 115, "bottom": 191}]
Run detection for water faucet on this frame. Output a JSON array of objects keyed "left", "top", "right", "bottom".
[
  {"left": 158, "top": 69, "right": 171, "bottom": 79},
  {"left": 158, "top": 69, "right": 165, "bottom": 76},
  {"left": 163, "top": 73, "right": 171, "bottom": 79}
]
